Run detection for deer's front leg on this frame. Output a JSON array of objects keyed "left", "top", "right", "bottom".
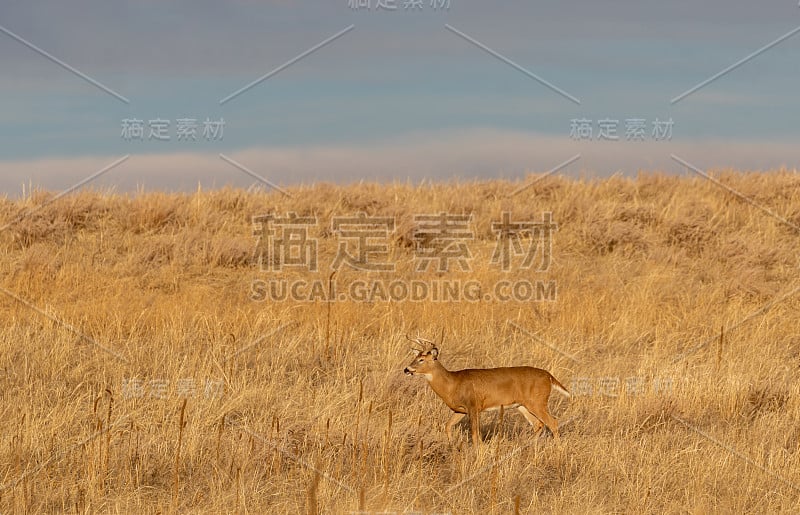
[
  {"left": 446, "top": 412, "right": 465, "bottom": 443},
  {"left": 468, "top": 407, "right": 481, "bottom": 446}
]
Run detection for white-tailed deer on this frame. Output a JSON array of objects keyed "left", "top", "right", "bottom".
[{"left": 403, "top": 337, "right": 570, "bottom": 446}]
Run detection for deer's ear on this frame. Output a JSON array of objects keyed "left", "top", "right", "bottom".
[{"left": 430, "top": 347, "right": 439, "bottom": 359}]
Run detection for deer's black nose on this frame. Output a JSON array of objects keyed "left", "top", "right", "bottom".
[{"left": 404, "top": 368, "right": 412, "bottom": 375}]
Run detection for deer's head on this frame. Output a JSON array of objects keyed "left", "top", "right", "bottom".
[{"left": 404, "top": 346, "right": 439, "bottom": 379}]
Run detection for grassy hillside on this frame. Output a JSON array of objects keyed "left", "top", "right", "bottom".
[{"left": 1, "top": 171, "right": 799, "bottom": 513}]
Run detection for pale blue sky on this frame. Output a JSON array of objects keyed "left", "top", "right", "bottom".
[{"left": 0, "top": 1, "right": 798, "bottom": 193}]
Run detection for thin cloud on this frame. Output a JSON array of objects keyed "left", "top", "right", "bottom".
[{"left": 0, "top": 129, "right": 797, "bottom": 196}]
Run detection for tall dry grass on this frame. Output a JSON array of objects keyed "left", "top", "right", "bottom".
[{"left": 0, "top": 170, "right": 799, "bottom": 513}]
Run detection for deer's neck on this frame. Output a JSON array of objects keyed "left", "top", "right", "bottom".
[{"left": 426, "top": 362, "right": 459, "bottom": 408}]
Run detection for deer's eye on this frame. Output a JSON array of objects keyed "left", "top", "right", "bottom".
[{"left": 417, "top": 359, "right": 424, "bottom": 363}]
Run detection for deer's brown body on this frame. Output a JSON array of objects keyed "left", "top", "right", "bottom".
[{"left": 404, "top": 346, "right": 569, "bottom": 445}]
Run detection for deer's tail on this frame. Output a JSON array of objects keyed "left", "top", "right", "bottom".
[{"left": 549, "top": 374, "right": 571, "bottom": 398}]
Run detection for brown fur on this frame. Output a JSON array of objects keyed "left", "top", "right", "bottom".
[{"left": 404, "top": 347, "right": 569, "bottom": 445}]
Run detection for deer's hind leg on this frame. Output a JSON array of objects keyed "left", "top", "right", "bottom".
[
  {"left": 523, "top": 401, "right": 559, "bottom": 440},
  {"left": 517, "top": 406, "right": 544, "bottom": 438}
]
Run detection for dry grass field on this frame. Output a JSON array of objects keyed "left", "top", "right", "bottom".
[{"left": 1, "top": 170, "right": 799, "bottom": 513}]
